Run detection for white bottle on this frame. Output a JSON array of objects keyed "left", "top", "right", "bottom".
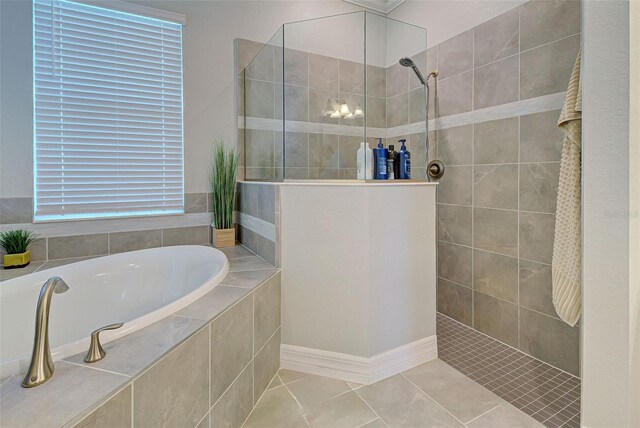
[{"left": 357, "top": 142, "right": 373, "bottom": 179}]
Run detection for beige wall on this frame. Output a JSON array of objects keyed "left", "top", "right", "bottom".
[{"left": 0, "top": 0, "right": 364, "bottom": 198}]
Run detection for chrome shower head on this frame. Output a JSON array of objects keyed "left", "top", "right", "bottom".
[
  {"left": 399, "top": 56, "right": 427, "bottom": 86},
  {"left": 399, "top": 57, "right": 414, "bottom": 67}
]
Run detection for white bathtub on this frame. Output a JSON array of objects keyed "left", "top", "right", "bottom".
[{"left": 0, "top": 245, "right": 229, "bottom": 378}]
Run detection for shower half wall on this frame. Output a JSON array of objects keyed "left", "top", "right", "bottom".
[{"left": 234, "top": 13, "right": 439, "bottom": 384}]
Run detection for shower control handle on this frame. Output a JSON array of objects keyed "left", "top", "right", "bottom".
[
  {"left": 428, "top": 160, "right": 445, "bottom": 181},
  {"left": 84, "top": 322, "right": 124, "bottom": 363}
]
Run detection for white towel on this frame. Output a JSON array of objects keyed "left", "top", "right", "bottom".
[{"left": 552, "top": 49, "right": 582, "bottom": 327}]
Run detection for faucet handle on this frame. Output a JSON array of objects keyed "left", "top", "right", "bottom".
[{"left": 84, "top": 323, "right": 124, "bottom": 363}]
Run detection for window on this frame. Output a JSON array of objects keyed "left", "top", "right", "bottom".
[{"left": 33, "top": 0, "right": 184, "bottom": 221}]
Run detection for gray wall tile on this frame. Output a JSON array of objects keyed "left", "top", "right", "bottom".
[
  {"left": 367, "top": 96, "right": 387, "bottom": 129},
  {"left": 520, "top": 34, "right": 580, "bottom": 100},
  {"left": 473, "top": 291, "right": 518, "bottom": 347},
  {"left": 210, "top": 295, "right": 253, "bottom": 405},
  {"left": 75, "top": 385, "right": 132, "bottom": 428},
  {"left": 520, "top": 110, "right": 564, "bottom": 162},
  {"left": 473, "top": 164, "right": 518, "bottom": 210},
  {"left": 340, "top": 60, "right": 364, "bottom": 95},
  {"left": 474, "top": 118, "right": 518, "bottom": 164},
  {"left": 185, "top": 193, "right": 208, "bottom": 214},
  {"left": 409, "top": 50, "right": 427, "bottom": 90},
  {"left": 28, "top": 238, "right": 46, "bottom": 262},
  {"left": 438, "top": 125, "right": 473, "bottom": 166},
  {"left": 519, "top": 307, "right": 580, "bottom": 375},
  {"left": 254, "top": 329, "right": 281, "bottom": 403},
  {"left": 473, "top": 250, "right": 518, "bottom": 303},
  {"left": 133, "top": 328, "right": 209, "bottom": 428},
  {"left": 309, "top": 134, "right": 339, "bottom": 169},
  {"left": 519, "top": 259, "right": 557, "bottom": 318},
  {"left": 257, "top": 184, "right": 276, "bottom": 224},
  {"left": 238, "top": 226, "right": 258, "bottom": 254},
  {"left": 239, "top": 183, "right": 258, "bottom": 217},
  {"left": 437, "top": 166, "right": 472, "bottom": 206},
  {"left": 338, "top": 136, "right": 362, "bottom": 169},
  {"left": 367, "top": 65, "right": 387, "bottom": 98},
  {"left": 474, "top": 8, "right": 519, "bottom": 67},
  {"left": 245, "top": 130, "right": 275, "bottom": 168},
  {"left": 0, "top": 197, "right": 32, "bottom": 224},
  {"left": 283, "top": 48, "right": 308, "bottom": 87},
  {"left": 282, "top": 132, "right": 308, "bottom": 168},
  {"left": 386, "top": 93, "right": 409, "bottom": 128},
  {"left": 520, "top": 162, "right": 560, "bottom": 213},
  {"left": 163, "top": 226, "right": 210, "bottom": 246},
  {"left": 520, "top": 0, "right": 581, "bottom": 51},
  {"left": 245, "top": 45, "right": 274, "bottom": 81},
  {"left": 438, "top": 204, "right": 472, "bottom": 246},
  {"left": 437, "top": 278, "right": 472, "bottom": 326},
  {"left": 474, "top": 55, "right": 519, "bottom": 109},
  {"left": 254, "top": 272, "right": 281, "bottom": 353},
  {"left": 437, "top": 71, "right": 473, "bottom": 117},
  {"left": 386, "top": 62, "right": 408, "bottom": 98},
  {"left": 210, "top": 362, "right": 254, "bottom": 427},
  {"left": 409, "top": 88, "right": 426, "bottom": 124},
  {"left": 473, "top": 208, "right": 518, "bottom": 257},
  {"left": 236, "top": 39, "right": 265, "bottom": 73},
  {"left": 245, "top": 79, "right": 275, "bottom": 119},
  {"left": 256, "top": 235, "right": 276, "bottom": 266},
  {"left": 309, "top": 54, "right": 338, "bottom": 91},
  {"left": 519, "top": 212, "right": 555, "bottom": 263},
  {"left": 284, "top": 85, "right": 308, "bottom": 122},
  {"left": 48, "top": 234, "right": 108, "bottom": 260},
  {"left": 437, "top": 241, "right": 472, "bottom": 287},
  {"left": 437, "top": 29, "right": 473, "bottom": 79},
  {"left": 109, "top": 230, "right": 162, "bottom": 254}
]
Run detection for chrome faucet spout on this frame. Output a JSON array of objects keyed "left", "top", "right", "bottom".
[{"left": 21, "top": 276, "right": 69, "bottom": 388}]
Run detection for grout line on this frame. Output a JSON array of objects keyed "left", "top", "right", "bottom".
[
  {"left": 463, "top": 403, "right": 503, "bottom": 425},
  {"left": 353, "top": 388, "right": 390, "bottom": 428},
  {"left": 399, "top": 373, "right": 468, "bottom": 427},
  {"left": 61, "top": 360, "right": 131, "bottom": 378},
  {"left": 437, "top": 240, "right": 552, "bottom": 267}
]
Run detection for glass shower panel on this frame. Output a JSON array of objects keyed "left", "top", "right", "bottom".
[
  {"left": 366, "top": 14, "right": 427, "bottom": 178},
  {"left": 243, "top": 27, "right": 284, "bottom": 181},
  {"left": 283, "top": 13, "right": 365, "bottom": 179}
]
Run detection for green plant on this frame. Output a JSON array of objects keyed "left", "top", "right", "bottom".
[
  {"left": 210, "top": 140, "right": 239, "bottom": 230},
  {"left": 0, "top": 229, "right": 38, "bottom": 254}
]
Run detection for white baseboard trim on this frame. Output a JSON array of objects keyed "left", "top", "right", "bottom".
[{"left": 280, "top": 335, "right": 438, "bottom": 385}]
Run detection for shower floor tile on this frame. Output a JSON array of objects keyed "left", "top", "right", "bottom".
[
  {"left": 437, "top": 313, "right": 581, "bottom": 428},
  {"left": 243, "top": 360, "right": 541, "bottom": 427}
]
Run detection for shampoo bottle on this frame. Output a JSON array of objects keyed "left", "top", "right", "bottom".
[
  {"left": 357, "top": 142, "right": 373, "bottom": 179},
  {"left": 373, "top": 139, "right": 389, "bottom": 180},
  {"left": 387, "top": 144, "right": 397, "bottom": 180},
  {"left": 398, "top": 139, "right": 411, "bottom": 179}
]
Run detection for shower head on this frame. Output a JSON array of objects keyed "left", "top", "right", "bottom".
[{"left": 399, "top": 56, "right": 427, "bottom": 86}]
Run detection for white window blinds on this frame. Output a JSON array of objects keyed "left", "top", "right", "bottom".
[{"left": 33, "top": 0, "right": 184, "bottom": 221}]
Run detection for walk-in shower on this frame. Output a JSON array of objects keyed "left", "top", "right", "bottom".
[{"left": 237, "top": 12, "right": 439, "bottom": 181}]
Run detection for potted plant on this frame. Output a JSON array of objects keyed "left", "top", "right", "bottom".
[
  {"left": 1, "top": 229, "right": 38, "bottom": 269},
  {"left": 210, "top": 141, "right": 239, "bottom": 248}
]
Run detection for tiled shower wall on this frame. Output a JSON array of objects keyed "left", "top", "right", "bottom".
[
  {"left": 423, "top": 0, "right": 581, "bottom": 375},
  {"left": 237, "top": 38, "right": 389, "bottom": 180},
  {"left": 236, "top": 182, "right": 279, "bottom": 267}
]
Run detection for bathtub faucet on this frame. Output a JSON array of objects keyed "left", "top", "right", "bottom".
[{"left": 22, "top": 276, "right": 69, "bottom": 388}]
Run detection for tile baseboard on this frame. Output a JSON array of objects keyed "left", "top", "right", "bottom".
[{"left": 280, "top": 335, "right": 438, "bottom": 385}]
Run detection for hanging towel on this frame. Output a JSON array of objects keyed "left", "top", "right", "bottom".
[{"left": 552, "top": 49, "right": 582, "bottom": 327}]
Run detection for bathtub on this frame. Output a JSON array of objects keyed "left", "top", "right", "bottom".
[{"left": 0, "top": 245, "right": 229, "bottom": 378}]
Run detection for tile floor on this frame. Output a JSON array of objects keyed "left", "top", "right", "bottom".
[
  {"left": 437, "top": 314, "right": 581, "bottom": 428},
  {"left": 243, "top": 360, "right": 542, "bottom": 428}
]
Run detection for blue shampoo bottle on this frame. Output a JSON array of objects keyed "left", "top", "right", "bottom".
[
  {"left": 398, "top": 139, "right": 411, "bottom": 179},
  {"left": 373, "top": 139, "right": 389, "bottom": 180}
]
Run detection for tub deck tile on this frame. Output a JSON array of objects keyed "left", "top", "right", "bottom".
[
  {"left": 64, "top": 315, "right": 205, "bottom": 377},
  {"left": 175, "top": 285, "right": 250, "bottom": 322},
  {"left": 0, "top": 361, "right": 129, "bottom": 428}
]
